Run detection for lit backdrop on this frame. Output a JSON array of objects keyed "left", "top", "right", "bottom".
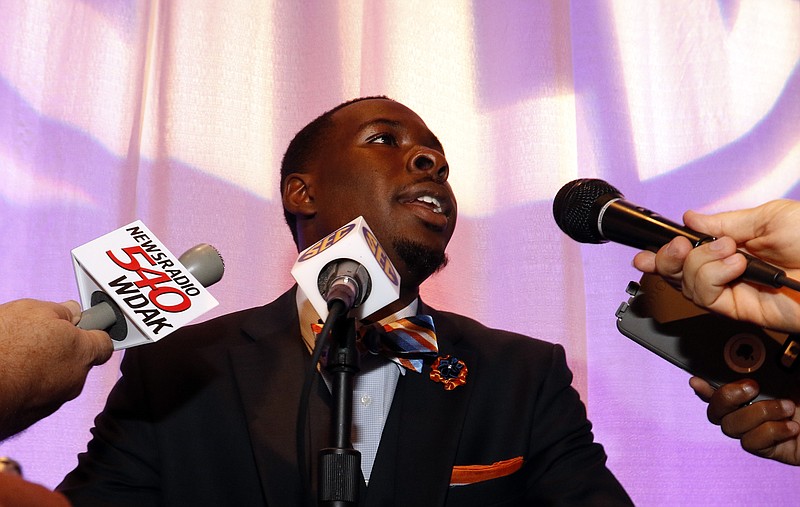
[{"left": 1, "top": 1, "right": 799, "bottom": 504}]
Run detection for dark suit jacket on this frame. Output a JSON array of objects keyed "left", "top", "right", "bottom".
[{"left": 58, "top": 287, "right": 632, "bottom": 506}]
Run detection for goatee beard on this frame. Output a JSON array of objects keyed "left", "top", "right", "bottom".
[{"left": 393, "top": 239, "right": 449, "bottom": 282}]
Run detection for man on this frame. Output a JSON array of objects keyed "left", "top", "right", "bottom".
[
  {"left": 58, "top": 97, "right": 632, "bottom": 505},
  {"left": 0, "top": 298, "right": 112, "bottom": 507},
  {"left": 633, "top": 199, "right": 800, "bottom": 465}
]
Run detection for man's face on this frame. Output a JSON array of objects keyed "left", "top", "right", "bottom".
[{"left": 306, "top": 98, "right": 457, "bottom": 287}]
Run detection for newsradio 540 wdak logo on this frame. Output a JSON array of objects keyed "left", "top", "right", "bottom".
[{"left": 72, "top": 221, "right": 219, "bottom": 350}]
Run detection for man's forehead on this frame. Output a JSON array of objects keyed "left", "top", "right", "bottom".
[{"left": 332, "top": 98, "right": 424, "bottom": 128}]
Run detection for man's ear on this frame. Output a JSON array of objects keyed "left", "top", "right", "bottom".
[{"left": 282, "top": 172, "right": 316, "bottom": 218}]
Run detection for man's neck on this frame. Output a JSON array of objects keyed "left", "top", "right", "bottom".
[{"left": 364, "top": 287, "right": 420, "bottom": 323}]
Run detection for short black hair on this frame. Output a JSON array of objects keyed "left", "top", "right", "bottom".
[{"left": 280, "top": 96, "right": 388, "bottom": 246}]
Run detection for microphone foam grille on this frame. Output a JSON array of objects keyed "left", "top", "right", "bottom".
[{"left": 552, "top": 178, "right": 622, "bottom": 244}]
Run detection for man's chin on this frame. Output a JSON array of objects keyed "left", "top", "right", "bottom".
[{"left": 393, "top": 239, "right": 448, "bottom": 283}]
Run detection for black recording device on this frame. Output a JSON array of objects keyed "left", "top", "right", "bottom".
[{"left": 616, "top": 273, "right": 800, "bottom": 402}]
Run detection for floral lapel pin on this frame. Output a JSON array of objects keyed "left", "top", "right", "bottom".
[{"left": 429, "top": 355, "right": 468, "bottom": 390}]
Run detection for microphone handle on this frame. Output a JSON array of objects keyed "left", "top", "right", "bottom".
[
  {"left": 600, "top": 199, "right": 711, "bottom": 250},
  {"left": 736, "top": 251, "right": 787, "bottom": 289},
  {"left": 77, "top": 301, "right": 116, "bottom": 331},
  {"left": 602, "top": 199, "right": 789, "bottom": 289},
  {"left": 77, "top": 291, "right": 128, "bottom": 341}
]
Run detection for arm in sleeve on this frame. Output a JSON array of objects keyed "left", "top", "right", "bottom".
[
  {"left": 57, "top": 348, "right": 161, "bottom": 507},
  {"left": 525, "top": 344, "right": 633, "bottom": 506}
]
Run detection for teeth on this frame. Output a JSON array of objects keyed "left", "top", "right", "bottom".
[{"left": 416, "top": 195, "right": 443, "bottom": 213}]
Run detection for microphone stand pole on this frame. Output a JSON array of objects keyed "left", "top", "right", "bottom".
[{"left": 318, "top": 312, "right": 361, "bottom": 506}]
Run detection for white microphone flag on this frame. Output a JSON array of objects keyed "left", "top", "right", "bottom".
[{"left": 72, "top": 220, "right": 219, "bottom": 349}]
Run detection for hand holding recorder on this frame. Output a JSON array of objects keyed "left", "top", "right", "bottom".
[{"left": 630, "top": 198, "right": 800, "bottom": 466}]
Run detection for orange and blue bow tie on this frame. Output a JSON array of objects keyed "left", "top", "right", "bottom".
[{"left": 311, "top": 315, "right": 438, "bottom": 373}]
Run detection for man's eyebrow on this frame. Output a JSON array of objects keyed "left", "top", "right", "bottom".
[{"left": 357, "top": 118, "right": 402, "bottom": 131}]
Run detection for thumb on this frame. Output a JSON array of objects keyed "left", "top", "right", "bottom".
[
  {"left": 80, "top": 329, "right": 114, "bottom": 366},
  {"left": 58, "top": 300, "right": 83, "bottom": 325}
]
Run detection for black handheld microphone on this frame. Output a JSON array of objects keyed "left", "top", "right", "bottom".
[{"left": 553, "top": 178, "right": 800, "bottom": 291}]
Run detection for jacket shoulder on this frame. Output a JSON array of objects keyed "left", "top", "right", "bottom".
[
  {"left": 430, "top": 307, "right": 560, "bottom": 354},
  {"left": 128, "top": 288, "right": 297, "bottom": 356}
]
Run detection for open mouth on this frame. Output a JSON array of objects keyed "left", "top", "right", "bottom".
[
  {"left": 399, "top": 190, "right": 452, "bottom": 231},
  {"left": 413, "top": 195, "right": 444, "bottom": 214}
]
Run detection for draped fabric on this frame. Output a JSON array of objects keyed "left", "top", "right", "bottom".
[{"left": 1, "top": 1, "right": 798, "bottom": 503}]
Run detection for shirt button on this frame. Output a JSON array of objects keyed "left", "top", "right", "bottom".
[{"left": 360, "top": 394, "right": 372, "bottom": 406}]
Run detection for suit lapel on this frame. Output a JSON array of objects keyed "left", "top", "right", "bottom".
[
  {"left": 229, "top": 287, "right": 333, "bottom": 505},
  {"left": 365, "top": 306, "right": 477, "bottom": 506}
]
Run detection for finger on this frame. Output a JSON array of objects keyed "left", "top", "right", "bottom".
[
  {"left": 59, "top": 300, "right": 83, "bottom": 325},
  {"left": 739, "top": 419, "right": 800, "bottom": 457},
  {"left": 720, "top": 399, "right": 796, "bottom": 438},
  {"left": 682, "top": 210, "right": 718, "bottom": 236},
  {"left": 82, "top": 329, "right": 114, "bottom": 366},
  {"left": 706, "top": 380, "right": 759, "bottom": 425},
  {"left": 679, "top": 237, "right": 738, "bottom": 297},
  {"left": 683, "top": 209, "right": 744, "bottom": 241},
  {"left": 632, "top": 251, "right": 656, "bottom": 273},
  {"left": 684, "top": 208, "right": 759, "bottom": 245},
  {"left": 653, "top": 236, "right": 693, "bottom": 277},
  {"left": 689, "top": 376, "right": 715, "bottom": 402},
  {"left": 685, "top": 238, "right": 748, "bottom": 307}
]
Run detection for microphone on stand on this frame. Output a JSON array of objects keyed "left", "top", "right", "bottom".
[
  {"left": 291, "top": 215, "right": 400, "bottom": 320},
  {"left": 290, "top": 216, "right": 402, "bottom": 506}
]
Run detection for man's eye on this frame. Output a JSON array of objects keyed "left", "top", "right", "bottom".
[{"left": 367, "top": 133, "right": 397, "bottom": 146}]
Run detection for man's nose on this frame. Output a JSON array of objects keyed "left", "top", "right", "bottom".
[{"left": 410, "top": 148, "right": 449, "bottom": 182}]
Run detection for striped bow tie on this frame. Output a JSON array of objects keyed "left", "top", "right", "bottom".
[{"left": 311, "top": 315, "right": 438, "bottom": 373}]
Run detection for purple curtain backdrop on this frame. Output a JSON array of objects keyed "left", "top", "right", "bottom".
[{"left": 1, "top": 1, "right": 799, "bottom": 504}]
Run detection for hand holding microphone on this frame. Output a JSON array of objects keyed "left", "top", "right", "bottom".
[
  {"left": 643, "top": 201, "right": 800, "bottom": 336},
  {"left": 553, "top": 178, "right": 800, "bottom": 290},
  {"left": 0, "top": 298, "right": 113, "bottom": 440},
  {"left": 553, "top": 178, "right": 800, "bottom": 334}
]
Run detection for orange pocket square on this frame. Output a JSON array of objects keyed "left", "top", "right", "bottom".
[{"left": 450, "top": 456, "right": 524, "bottom": 486}]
